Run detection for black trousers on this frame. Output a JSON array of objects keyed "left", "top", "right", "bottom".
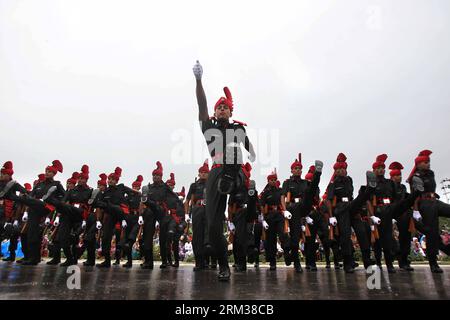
[
  {"left": 56, "top": 204, "right": 83, "bottom": 261},
  {"left": 287, "top": 172, "right": 321, "bottom": 264},
  {"left": 374, "top": 192, "right": 419, "bottom": 267},
  {"left": 77, "top": 212, "right": 97, "bottom": 262},
  {"left": 247, "top": 221, "right": 262, "bottom": 264},
  {"left": 101, "top": 204, "right": 125, "bottom": 260},
  {"left": 159, "top": 214, "right": 175, "bottom": 263},
  {"left": 396, "top": 211, "right": 413, "bottom": 265},
  {"left": 192, "top": 205, "right": 207, "bottom": 266},
  {"left": 265, "top": 211, "right": 290, "bottom": 263},
  {"left": 120, "top": 214, "right": 139, "bottom": 263},
  {"left": 232, "top": 209, "right": 251, "bottom": 266},
  {"left": 204, "top": 167, "right": 232, "bottom": 267},
  {"left": 419, "top": 199, "right": 450, "bottom": 263},
  {"left": 304, "top": 209, "right": 324, "bottom": 267}
]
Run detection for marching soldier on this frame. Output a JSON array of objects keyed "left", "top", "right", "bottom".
[
  {"left": 50, "top": 165, "right": 92, "bottom": 266},
  {"left": 140, "top": 161, "right": 173, "bottom": 269},
  {"left": 326, "top": 153, "right": 378, "bottom": 273},
  {"left": 193, "top": 60, "right": 256, "bottom": 281},
  {"left": 0, "top": 161, "right": 28, "bottom": 262},
  {"left": 95, "top": 167, "right": 134, "bottom": 268},
  {"left": 78, "top": 174, "right": 108, "bottom": 266},
  {"left": 281, "top": 155, "right": 323, "bottom": 273},
  {"left": 185, "top": 160, "right": 209, "bottom": 271},
  {"left": 368, "top": 154, "right": 424, "bottom": 273},
  {"left": 228, "top": 163, "right": 256, "bottom": 272},
  {"left": 13, "top": 160, "right": 65, "bottom": 265},
  {"left": 407, "top": 150, "right": 450, "bottom": 273},
  {"left": 317, "top": 194, "right": 341, "bottom": 269},
  {"left": 260, "top": 169, "right": 290, "bottom": 271}
]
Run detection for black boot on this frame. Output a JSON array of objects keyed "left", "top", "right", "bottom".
[
  {"left": 269, "top": 259, "right": 276, "bottom": 271},
  {"left": 430, "top": 259, "right": 443, "bottom": 273},
  {"left": 193, "top": 256, "right": 205, "bottom": 271},
  {"left": 343, "top": 256, "right": 354, "bottom": 273},
  {"left": 218, "top": 264, "right": 231, "bottom": 281},
  {"left": 96, "top": 255, "right": 111, "bottom": 268},
  {"left": 294, "top": 258, "right": 303, "bottom": 273},
  {"left": 284, "top": 251, "right": 292, "bottom": 266},
  {"left": 362, "top": 250, "right": 375, "bottom": 269},
  {"left": 60, "top": 247, "right": 76, "bottom": 266},
  {"left": 141, "top": 251, "right": 154, "bottom": 269},
  {"left": 46, "top": 257, "right": 61, "bottom": 265}
]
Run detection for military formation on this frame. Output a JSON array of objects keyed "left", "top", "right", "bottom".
[{"left": 0, "top": 61, "right": 449, "bottom": 283}]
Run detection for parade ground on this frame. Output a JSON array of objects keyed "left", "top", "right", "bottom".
[{"left": 1, "top": 262, "right": 449, "bottom": 300}]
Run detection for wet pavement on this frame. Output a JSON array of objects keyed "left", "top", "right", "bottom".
[{"left": 0, "top": 261, "right": 449, "bottom": 300}]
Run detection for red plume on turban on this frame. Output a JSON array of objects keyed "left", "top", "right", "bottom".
[
  {"left": 333, "top": 153, "right": 348, "bottom": 170},
  {"left": 1, "top": 161, "right": 14, "bottom": 176},
  {"left": 98, "top": 173, "right": 107, "bottom": 186},
  {"left": 267, "top": 168, "right": 278, "bottom": 182},
  {"left": 291, "top": 153, "right": 302, "bottom": 170},
  {"left": 46, "top": 160, "right": 63, "bottom": 174},
  {"left": 407, "top": 150, "right": 432, "bottom": 182},
  {"left": 305, "top": 165, "right": 315, "bottom": 181},
  {"left": 166, "top": 173, "right": 175, "bottom": 186},
  {"left": 178, "top": 186, "right": 186, "bottom": 198},
  {"left": 388, "top": 161, "right": 404, "bottom": 177},
  {"left": 67, "top": 172, "right": 80, "bottom": 185},
  {"left": 198, "top": 159, "right": 210, "bottom": 173},
  {"left": 108, "top": 167, "right": 122, "bottom": 181},
  {"left": 24, "top": 183, "right": 32, "bottom": 192},
  {"left": 79, "top": 164, "right": 89, "bottom": 180},
  {"left": 152, "top": 161, "right": 163, "bottom": 177},
  {"left": 372, "top": 154, "right": 388, "bottom": 169},
  {"left": 214, "top": 87, "right": 234, "bottom": 112},
  {"left": 132, "top": 175, "right": 144, "bottom": 188}
]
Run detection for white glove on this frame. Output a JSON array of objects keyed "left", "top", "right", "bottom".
[
  {"left": 258, "top": 214, "right": 264, "bottom": 223},
  {"left": 306, "top": 216, "right": 314, "bottom": 225},
  {"left": 193, "top": 60, "right": 203, "bottom": 80},
  {"left": 329, "top": 217, "right": 337, "bottom": 226},
  {"left": 413, "top": 211, "right": 422, "bottom": 222},
  {"left": 138, "top": 216, "right": 144, "bottom": 225},
  {"left": 371, "top": 216, "right": 381, "bottom": 225},
  {"left": 13, "top": 220, "right": 19, "bottom": 228},
  {"left": 283, "top": 211, "right": 292, "bottom": 220},
  {"left": 370, "top": 225, "right": 375, "bottom": 231},
  {"left": 228, "top": 222, "right": 235, "bottom": 232},
  {"left": 185, "top": 214, "right": 191, "bottom": 223},
  {"left": 53, "top": 216, "right": 60, "bottom": 227},
  {"left": 96, "top": 221, "right": 102, "bottom": 230},
  {"left": 262, "top": 220, "right": 269, "bottom": 230},
  {"left": 121, "top": 219, "right": 127, "bottom": 228},
  {"left": 301, "top": 225, "right": 306, "bottom": 232},
  {"left": 22, "top": 212, "right": 28, "bottom": 222},
  {"left": 392, "top": 219, "right": 397, "bottom": 225},
  {"left": 155, "top": 221, "right": 160, "bottom": 228},
  {"left": 44, "top": 217, "right": 51, "bottom": 226},
  {"left": 81, "top": 220, "right": 86, "bottom": 229},
  {"left": 3, "top": 222, "right": 10, "bottom": 229}
]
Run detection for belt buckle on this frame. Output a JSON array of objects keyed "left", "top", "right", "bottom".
[
  {"left": 342, "top": 197, "right": 349, "bottom": 203},
  {"left": 200, "top": 199, "right": 206, "bottom": 206},
  {"left": 383, "top": 198, "right": 390, "bottom": 204},
  {"left": 74, "top": 204, "right": 81, "bottom": 208}
]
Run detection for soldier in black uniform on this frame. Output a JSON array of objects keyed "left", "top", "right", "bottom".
[
  {"left": 317, "top": 194, "right": 341, "bottom": 269},
  {"left": 281, "top": 155, "right": 323, "bottom": 273},
  {"left": 260, "top": 169, "right": 290, "bottom": 271},
  {"left": 49, "top": 165, "right": 92, "bottom": 266},
  {"left": 78, "top": 174, "right": 107, "bottom": 266},
  {"left": 185, "top": 160, "right": 209, "bottom": 271},
  {"left": 247, "top": 194, "right": 263, "bottom": 268},
  {"left": 325, "top": 153, "right": 378, "bottom": 273},
  {"left": 140, "top": 161, "right": 172, "bottom": 269},
  {"left": 0, "top": 161, "right": 28, "bottom": 262},
  {"left": 388, "top": 161, "right": 415, "bottom": 271},
  {"left": 228, "top": 163, "right": 256, "bottom": 272},
  {"left": 95, "top": 167, "right": 134, "bottom": 268},
  {"left": 118, "top": 175, "right": 143, "bottom": 268},
  {"left": 165, "top": 173, "right": 186, "bottom": 268},
  {"left": 193, "top": 60, "right": 256, "bottom": 281},
  {"left": 407, "top": 150, "right": 450, "bottom": 273},
  {"left": 368, "top": 154, "right": 424, "bottom": 273},
  {"left": 13, "top": 160, "right": 65, "bottom": 265}
]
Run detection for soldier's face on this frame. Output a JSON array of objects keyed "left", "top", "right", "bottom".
[
  {"left": 78, "top": 178, "right": 87, "bottom": 186},
  {"left": 199, "top": 172, "right": 208, "bottom": 180},
  {"left": 45, "top": 170, "right": 55, "bottom": 179},
  {"left": 391, "top": 175, "right": 401, "bottom": 183},
  {"left": 0, "top": 173, "right": 5, "bottom": 181},
  {"left": 98, "top": 184, "right": 106, "bottom": 191},
  {"left": 418, "top": 161, "right": 430, "bottom": 170},
  {"left": 291, "top": 167, "right": 302, "bottom": 176},
  {"left": 268, "top": 178, "right": 277, "bottom": 186},
  {"left": 67, "top": 182, "right": 75, "bottom": 190},
  {"left": 108, "top": 177, "right": 117, "bottom": 186},
  {"left": 374, "top": 167, "right": 385, "bottom": 176},
  {"left": 214, "top": 104, "right": 231, "bottom": 120},
  {"left": 335, "top": 169, "right": 346, "bottom": 177}
]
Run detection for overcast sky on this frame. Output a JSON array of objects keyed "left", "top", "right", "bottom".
[{"left": 1, "top": 0, "right": 449, "bottom": 200}]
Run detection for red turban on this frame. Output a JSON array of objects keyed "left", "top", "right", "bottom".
[
  {"left": 407, "top": 150, "right": 432, "bottom": 182},
  {"left": 67, "top": 172, "right": 80, "bottom": 185},
  {"left": 333, "top": 153, "right": 348, "bottom": 170},
  {"left": 198, "top": 159, "right": 210, "bottom": 173},
  {"left": 166, "top": 173, "right": 175, "bottom": 186},
  {"left": 1, "top": 161, "right": 13, "bottom": 176},
  {"left": 214, "top": 87, "right": 234, "bottom": 112},
  {"left": 46, "top": 160, "right": 63, "bottom": 174},
  {"left": 291, "top": 153, "right": 302, "bottom": 170},
  {"left": 98, "top": 173, "right": 107, "bottom": 187},
  {"left": 108, "top": 167, "right": 122, "bottom": 182},
  {"left": 389, "top": 161, "right": 404, "bottom": 177},
  {"left": 305, "top": 165, "right": 315, "bottom": 181},
  {"left": 372, "top": 154, "right": 388, "bottom": 169},
  {"left": 132, "top": 175, "right": 144, "bottom": 188},
  {"left": 152, "top": 161, "right": 163, "bottom": 177},
  {"left": 79, "top": 165, "right": 89, "bottom": 180},
  {"left": 267, "top": 168, "right": 278, "bottom": 181},
  {"left": 24, "top": 183, "right": 32, "bottom": 192}
]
